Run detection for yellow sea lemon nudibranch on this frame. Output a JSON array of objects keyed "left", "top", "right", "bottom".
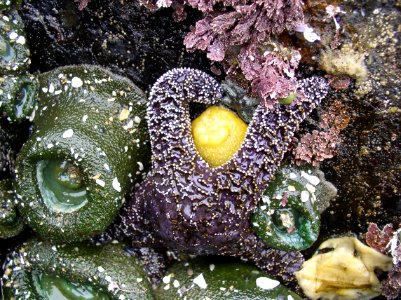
[{"left": 192, "top": 105, "right": 248, "bottom": 167}]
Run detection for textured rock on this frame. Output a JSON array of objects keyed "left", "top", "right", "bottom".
[{"left": 19, "top": 0, "right": 216, "bottom": 90}]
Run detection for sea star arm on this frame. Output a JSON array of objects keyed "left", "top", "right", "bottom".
[
  {"left": 147, "top": 67, "right": 223, "bottom": 171},
  {"left": 224, "top": 77, "right": 330, "bottom": 195}
]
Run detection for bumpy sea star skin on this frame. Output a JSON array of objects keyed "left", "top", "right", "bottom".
[{"left": 101, "top": 68, "right": 329, "bottom": 285}]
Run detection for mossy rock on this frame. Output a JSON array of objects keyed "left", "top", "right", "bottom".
[
  {"left": 15, "top": 65, "right": 150, "bottom": 242},
  {"left": 0, "top": 125, "right": 15, "bottom": 178},
  {"left": 154, "top": 257, "right": 302, "bottom": 299},
  {"left": 2, "top": 239, "right": 154, "bottom": 299},
  {"left": 220, "top": 80, "right": 260, "bottom": 124}
]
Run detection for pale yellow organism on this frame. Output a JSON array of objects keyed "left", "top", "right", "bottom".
[
  {"left": 319, "top": 44, "right": 368, "bottom": 84},
  {"left": 295, "top": 236, "right": 392, "bottom": 300},
  {"left": 192, "top": 106, "right": 248, "bottom": 168}
]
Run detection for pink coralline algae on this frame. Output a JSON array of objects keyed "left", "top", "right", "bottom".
[
  {"left": 142, "top": 0, "right": 305, "bottom": 106},
  {"left": 237, "top": 45, "right": 300, "bottom": 108},
  {"left": 292, "top": 100, "right": 350, "bottom": 166},
  {"left": 292, "top": 129, "right": 340, "bottom": 166},
  {"left": 365, "top": 223, "right": 401, "bottom": 299},
  {"left": 183, "top": 0, "right": 304, "bottom": 60},
  {"left": 326, "top": 75, "right": 352, "bottom": 91},
  {"left": 366, "top": 223, "right": 395, "bottom": 254},
  {"left": 75, "top": 0, "right": 91, "bottom": 10}
]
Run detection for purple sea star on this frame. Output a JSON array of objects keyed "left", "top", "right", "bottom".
[{"left": 100, "top": 68, "right": 329, "bottom": 286}]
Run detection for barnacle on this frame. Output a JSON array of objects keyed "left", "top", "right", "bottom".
[
  {"left": 15, "top": 65, "right": 150, "bottom": 242},
  {"left": 0, "top": 0, "right": 22, "bottom": 10}
]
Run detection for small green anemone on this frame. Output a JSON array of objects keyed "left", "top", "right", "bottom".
[
  {"left": 0, "top": 74, "right": 39, "bottom": 122},
  {"left": 0, "top": 9, "right": 30, "bottom": 73},
  {"left": 252, "top": 164, "right": 326, "bottom": 251},
  {"left": 278, "top": 92, "right": 297, "bottom": 105}
]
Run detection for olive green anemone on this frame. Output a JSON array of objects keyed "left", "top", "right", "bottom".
[
  {"left": 15, "top": 65, "right": 150, "bottom": 242},
  {"left": 0, "top": 9, "right": 30, "bottom": 74},
  {"left": 0, "top": 74, "right": 39, "bottom": 122},
  {"left": 154, "top": 256, "right": 302, "bottom": 299},
  {"left": 0, "top": 178, "right": 24, "bottom": 238},
  {"left": 0, "top": 0, "right": 22, "bottom": 11},
  {"left": 2, "top": 239, "right": 153, "bottom": 299},
  {"left": 252, "top": 164, "right": 332, "bottom": 251}
]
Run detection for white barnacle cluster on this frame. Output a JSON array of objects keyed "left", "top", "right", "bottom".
[
  {"left": 41, "top": 74, "right": 69, "bottom": 96},
  {"left": 294, "top": 23, "right": 321, "bottom": 43},
  {"left": 8, "top": 30, "right": 25, "bottom": 45},
  {"left": 255, "top": 276, "right": 280, "bottom": 290},
  {"left": 0, "top": 0, "right": 12, "bottom": 6}
]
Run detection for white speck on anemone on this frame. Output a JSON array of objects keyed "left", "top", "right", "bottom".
[
  {"left": 112, "top": 177, "right": 121, "bottom": 192},
  {"left": 256, "top": 277, "right": 280, "bottom": 290},
  {"left": 62, "top": 129, "right": 74, "bottom": 138},
  {"left": 193, "top": 273, "right": 207, "bottom": 289},
  {"left": 71, "top": 77, "right": 84, "bottom": 88}
]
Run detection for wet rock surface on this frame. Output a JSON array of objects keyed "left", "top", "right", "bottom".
[
  {"left": 19, "top": 0, "right": 215, "bottom": 91},
  {"left": 0, "top": 119, "right": 30, "bottom": 180},
  {"left": 316, "top": 0, "right": 401, "bottom": 240}
]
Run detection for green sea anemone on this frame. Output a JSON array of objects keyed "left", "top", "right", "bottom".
[
  {"left": 252, "top": 164, "right": 324, "bottom": 251},
  {"left": 0, "top": 9, "right": 30, "bottom": 74},
  {"left": 0, "top": 178, "right": 24, "bottom": 238},
  {"left": 2, "top": 239, "right": 153, "bottom": 299},
  {"left": 15, "top": 65, "right": 150, "bottom": 242},
  {"left": 0, "top": 74, "right": 38, "bottom": 122},
  {"left": 154, "top": 257, "right": 302, "bottom": 299}
]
